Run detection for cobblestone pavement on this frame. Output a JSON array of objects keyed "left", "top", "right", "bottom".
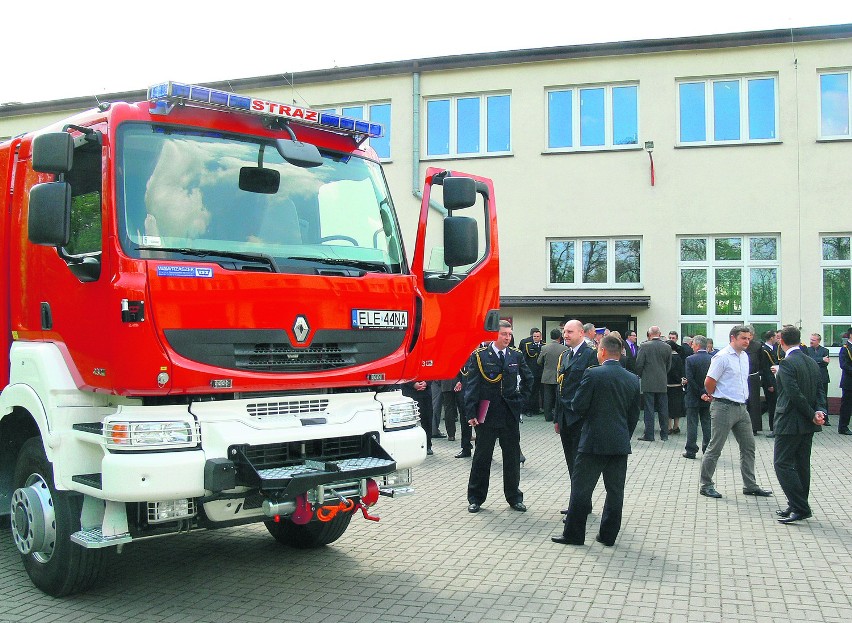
[{"left": 2, "top": 415, "right": 851, "bottom": 623}]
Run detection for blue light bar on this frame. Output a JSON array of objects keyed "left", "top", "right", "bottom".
[{"left": 147, "top": 81, "right": 383, "bottom": 140}]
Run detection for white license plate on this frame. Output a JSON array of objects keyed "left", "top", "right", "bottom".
[{"left": 351, "top": 309, "right": 408, "bottom": 329}]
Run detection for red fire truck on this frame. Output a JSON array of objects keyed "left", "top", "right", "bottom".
[{"left": 0, "top": 81, "right": 500, "bottom": 595}]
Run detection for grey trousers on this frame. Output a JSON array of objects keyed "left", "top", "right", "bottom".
[{"left": 699, "top": 400, "right": 758, "bottom": 491}]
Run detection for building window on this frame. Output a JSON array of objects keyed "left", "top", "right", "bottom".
[
  {"left": 319, "top": 102, "right": 391, "bottom": 159},
  {"left": 822, "top": 234, "right": 852, "bottom": 346},
  {"left": 677, "top": 75, "right": 778, "bottom": 145},
  {"left": 678, "top": 235, "right": 779, "bottom": 334},
  {"left": 548, "top": 237, "right": 641, "bottom": 288},
  {"left": 819, "top": 70, "right": 851, "bottom": 139},
  {"left": 425, "top": 93, "right": 511, "bottom": 157},
  {"left": 547, "top": 83, "right": 638, "bottom": 150}
]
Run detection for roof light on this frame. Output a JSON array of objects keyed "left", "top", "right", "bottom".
[{"left": 147, "top": 81, "right": 383, "bottom": 140}]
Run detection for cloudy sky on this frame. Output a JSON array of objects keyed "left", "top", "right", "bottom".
[{"left": 4, "top": 0, "right": 851, "bottom": 104}]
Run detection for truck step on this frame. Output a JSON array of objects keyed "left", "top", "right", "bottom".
[
  {"left": 257, "top": 456, "right": 395, "bottom": 480},
  {"left": 70, "top": 528, "right": 132, "bottom": 549},
  {"left": 72, "top": 473, "right": 103, "bottom": 489}
]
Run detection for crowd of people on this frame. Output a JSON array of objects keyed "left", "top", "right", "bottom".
[{"left": 406, "top": 319, "right": 852, "bottom": 546}]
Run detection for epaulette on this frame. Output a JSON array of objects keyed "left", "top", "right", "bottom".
[{"left": 508, "top": 346, "right": 522, "bottom": 354}]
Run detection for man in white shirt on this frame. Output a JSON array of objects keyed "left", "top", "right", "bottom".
[{"left": 699, "top": 325, "right": 773, "bottom": 499}]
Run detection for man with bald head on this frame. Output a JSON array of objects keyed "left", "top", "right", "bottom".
[
  {"left": 555, "top": 320, "right": 599, "bottom": 492},
  {"left": 635, "top": 326, "right": 673, "bottom": 441}
]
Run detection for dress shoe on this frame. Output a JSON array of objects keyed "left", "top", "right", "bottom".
[
  {"left": 559, "top": 508, "right": 570, "bottom": 515},
  {"left": 672, "top": 427, "right": 681, "bottom": 434},
  {"left": 682, "top": 452, "right": 696, "bottom": 459},
  {"left": 447, "top": 436, "right": 456, "bottom": 442},
  {"left": 432, "top": 431, "right": 446, "bottom": 439},
  {"left": 551, "top": 535, "right": 584, "bottom": 546},
  {"left": 778, "top": 511, "right": 812, "bottom": 524},
  {"left": 637, "top": 437, "right": 654, "bottom": 442},
  {"left": 426, "top": 448, "right": 434, "bottom": 456},
  {"left": 700, "top": 487, "right": 722, "bottom": 499},
  {"left": 766, "top": 432, "right": 775, "bottom": 438},
  {"left": 743, "top": 487, "right": 773, "bottom": 497},
  {"left": 468, "top": 503, "right": 481, "bottom": 513},
  {"left": 595, "top": 534, "right": 614, "bottom": 547},
  {"left": 776, "top": 508, "right": 792, "bottom": 518},
  {"left": 840, "top": 429, "right": 852, "bottom": 435},
  {"left": 520, "top": 453, "right": 526, "bottom": 466},
  {"left": 454, "top": 450, "right": 472, "bottom": 458},
  {"left": 510, "top": 502, "right": 527, "bottom": 512}
]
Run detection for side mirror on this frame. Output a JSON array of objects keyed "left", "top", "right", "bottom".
[
  {"left": 32, "top": 132, "right": 74, "bottom": 174},
  {"left": 442, "top": 177, "right": 477, "bottom": 210},
  {"left": 239, "top": 167, "right": 281, "bottom": 194},
  {"left": 28, "top": 182, "right": 71, "bottom": 246},
  {"left": 275, "top": 138, "right": 323, "bottom": 168},
  {"left": 443, "top": 216, "right": 478, "bottom": 267}
]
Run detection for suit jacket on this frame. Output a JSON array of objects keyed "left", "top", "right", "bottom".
[
  {"left": 537, "top": 340, "right": 568, "bottom": 385},
  {"left": 518, "top": 337, "right": 543, "bottom": 376},
  {"left": 804, "top": 345, "right": 830, "bottom": 386},
  {"left": 760, "top": 343, "right": 778, "bottom": 390},
  {"left": 462, "top": 344, "right": 533, "bottom": 424},
  {"left": 635, "top": 338, "right": 672, "bottom": 393},
  {"left": 774, "top": 349, "right": 826, "bottom": 435},
  {"left": 555, "top": 341, "right": 597, "bottom": 428},
  {"left": 570, "top": 360, "right": 641, "bottom": 455},
  {"left": 839, "top": 341, "right": 852, "bottom": 390},
  {"left": 623, "top": 340, "right": 638, "bottom": 373},
  {"left": 684, "top": 350, "right": 712, "bottom": 408},
  {"left": 439, "top": 369, "right": 463, "bottom": 392}
]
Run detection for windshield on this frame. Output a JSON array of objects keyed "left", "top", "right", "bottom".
[{"left": 115, "top": 123, "right": 406, "bottom": 273}]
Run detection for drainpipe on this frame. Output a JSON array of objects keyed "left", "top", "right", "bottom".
[{"left": 412, "top": 70, "right": 447, "bottom": 216}]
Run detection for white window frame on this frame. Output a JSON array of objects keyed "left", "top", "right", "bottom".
[
  {"left": 423, "top": 92, "right": 512, "bottom": 159},
  {"left": 820, "top": 233, "right": 852, "bottom": 350},
  {"left": 676, "top": 74, "right": 780, "bottom": 146},
  {"left": 546, "top": 237, "right": 642, "bottom": 290},
  {"left": 544, "top": 82, "right": 640, "bottom": 152},
  {"left": 316, "top": 101, "right": 392, "bottom": 160},
  {"left": 818, "top": 69, "right": 852, "bottom": 141},
  {"left": 678, "top": 234, "right": 781, "bottom": 329}
]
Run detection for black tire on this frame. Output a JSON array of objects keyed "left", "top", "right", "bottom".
[
  {"left": 264, "top": 511, "right": 353, "bottom": 549},
  {"left": 11, "top": 437, "right": 105, "bottom": 596}
]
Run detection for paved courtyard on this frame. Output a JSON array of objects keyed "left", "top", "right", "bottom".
[{"left": 1, "top": 414, "right": 851, "bottom": 622}]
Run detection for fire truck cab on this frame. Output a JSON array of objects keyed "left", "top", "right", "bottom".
[{"left": 0, "top": 82, "right": 500, "bottom": 595}]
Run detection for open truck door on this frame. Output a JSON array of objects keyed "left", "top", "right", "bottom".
[{"left": 408, "top": 168, "right": 500, "bottom": 380}]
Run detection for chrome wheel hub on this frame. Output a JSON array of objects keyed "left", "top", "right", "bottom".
[{"left": 10, "top": 474, "right": 57, "bottom": 562}]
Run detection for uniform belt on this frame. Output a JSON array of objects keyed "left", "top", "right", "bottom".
[{"left": 715, "top": 397, "right": 745, "bottom": 406}]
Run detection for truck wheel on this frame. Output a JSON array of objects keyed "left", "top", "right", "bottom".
[
  {"left": 10, "top": 437, "right": 105, "bottom": 596},
  {"left": 264, "top": 511, "right": 353, "bottom": 549}
]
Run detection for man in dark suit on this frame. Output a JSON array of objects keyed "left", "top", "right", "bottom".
[
  {"left": 635, "top": 326, "right": 672, "bottom": 440},
  {"left": 773, "top": 326, "right": 827, "bottom": 524},
  {"left": 538, "top": 328, "right": 568, "bottom": 422},
  {"left": 839, "top": 331, "right": 852, "bottom": 435},
  {"left": 518, "top": 328, "right": 544, "bottom": 415},
  {"left": 683, "top": 335, "right": 713, "bottom": 459},
  {"left": 554, "top": 319, "right": 598, "bottom": 479},
  {"left": 464, "top": 321, "right": 533, "bottom": 513},
  {"left": 805, "top": 332, "right": 831, "bottom": 428},
  {"left": 623, "top": 330, "right": 639, "bottom": 373},
  {"left": 760, "top": 330, "right": 780, "bottom": 436},
  {"left": 551, "top": 335, "right": 640, "bottom": 546}
]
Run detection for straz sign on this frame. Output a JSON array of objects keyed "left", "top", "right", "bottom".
[
  {"left": 251, "top": 99, "right": 319, "bottom": 123},
  {"left": 351, "top": 309, "right": 408, "bottom": 330}
]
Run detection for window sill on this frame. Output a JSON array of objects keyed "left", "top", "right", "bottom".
[
  {"left": 674, "top": 140, "right": 782, "bottom": 149},
  {"left": 421, "top": 152, "right": 513, "bottom": 162},
  {"left": 546, "top": 283, "right": 644, "bottom": 290},
  {"left": 816, "top": 136, "right": 852, "bottom": 143},
  {"left": 542, "top": 145, "right": 643, "bottom": 155}
]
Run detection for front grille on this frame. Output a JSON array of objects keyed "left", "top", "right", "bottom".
[
  {"left": 246, "top": 399, "right": 329, "bottom": 419},
  {"left": 164, "top": 328, "right": 404, "bottom": 373},
  {"left": 240, "top": 435, "right": 364, "bottom": 470}
]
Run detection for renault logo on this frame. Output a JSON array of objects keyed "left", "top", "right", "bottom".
[{"left": 293, "top": 315, "right": 310, "bottom": 343}]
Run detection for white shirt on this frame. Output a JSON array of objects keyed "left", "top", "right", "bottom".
[{"left": 706, "top": 344, "right": 749, "bottom": 403}]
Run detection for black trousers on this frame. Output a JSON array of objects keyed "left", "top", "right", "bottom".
[
  {"left": 559, "top": 420, "right": 583, "bottom": 477},
  {"left": 563, "top": 453, "right": 627, "bottom": 545},
  {"left": 748, "top": 375, "right": 763, "bottom": 432},
  {"left": 525, "top": 373, "right": 542, "bottom": 412},
  {"left": 467, "top": 418, "right": 522, "bottom": 506},
  {"left": 441, "top": 390, "right": 459, "bottom": 439},
  {"left": 542, "top": 383, "right": 558, "bottom": 422},
  {"left": 839, "top": 388, "right": 851, "bottom": 432},
  {"left": 773, "top": 432, "right": 814, "bottom": 515},
  {"left": 764, "top": 386, "right": 777, "bottom": 430}
]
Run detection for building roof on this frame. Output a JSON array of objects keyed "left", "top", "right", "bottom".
[
  {"left": 500, "top": 296, "right": 651, "bottom": 308},
  {"left": 2, "top": 23, "right": 851, "bottom": 117}
]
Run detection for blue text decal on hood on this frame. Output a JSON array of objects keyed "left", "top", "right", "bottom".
[{"left": 156, "top": 266, "right": 214, "bottom": 278}]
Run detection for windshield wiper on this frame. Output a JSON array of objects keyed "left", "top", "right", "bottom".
[
  {"left": 284, "top": 256, "right": 389, "bottom": 273},
  {"left": 135, "top": 246, "right": 278, "bottom": 272}
]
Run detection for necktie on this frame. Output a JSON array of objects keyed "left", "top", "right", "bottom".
[
  {"left": 498, "top": 351, "right": 505, "bottom": 367},
  {"left": 567, "top": 348, "right": 574, "bottom": 360}
]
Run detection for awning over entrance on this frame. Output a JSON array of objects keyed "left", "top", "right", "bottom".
[{"left": 500, "top": 296, "right": 650, "bottom": 308}]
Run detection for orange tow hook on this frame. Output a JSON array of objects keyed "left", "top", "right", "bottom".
[{"left": 317, "top": 498, "right": 354, "bottom": 522}]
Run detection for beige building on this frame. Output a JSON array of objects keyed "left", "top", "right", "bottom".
[{"left": 3, "top": 24, "right": 851, "bottom": 374}]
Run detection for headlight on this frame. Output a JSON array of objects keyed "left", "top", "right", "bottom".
[
  {"left": 105, "top": 421, "right": 199, "bottom": 449},
  {"left": 383, "top": 400, "right": 419, "bottom": 430}
]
